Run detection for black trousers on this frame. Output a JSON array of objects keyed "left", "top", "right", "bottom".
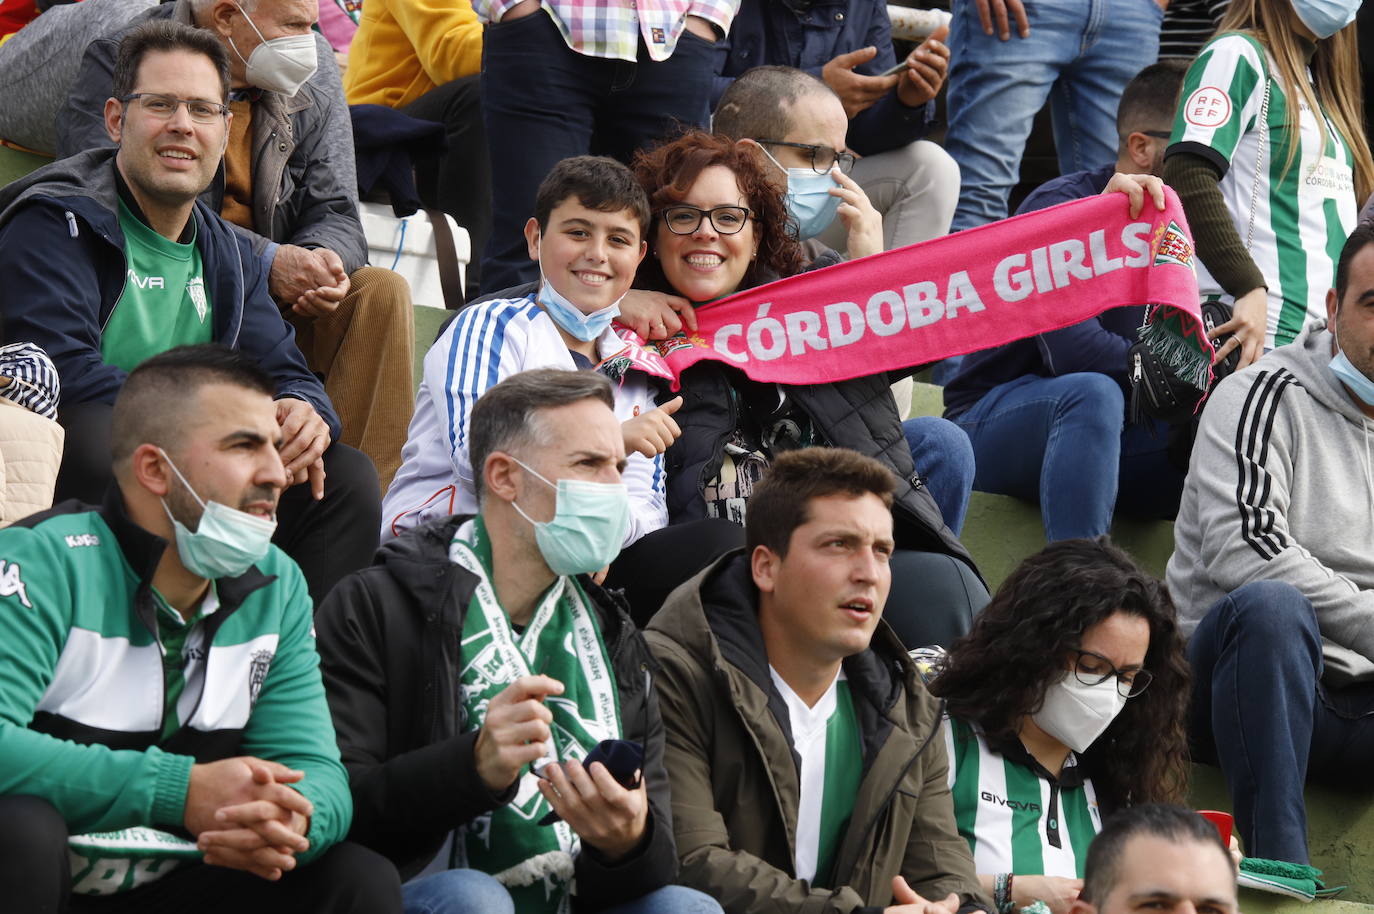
[
  {"left": 401, "top": 74, "right": 491, "bottom": 298},
  {"left": 56, "top": 402, "right": 381, "bottom": 606},
  {"left": 0, "top": 795, "right": 401, "bottom": 914}
]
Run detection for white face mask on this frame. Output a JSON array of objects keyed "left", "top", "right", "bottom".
[
  {"left": 228, "top": 1, "right": 318, "bottom": 96},
  {"left": 1030, "top": 670, "right": 1127, "bottom": 754}
]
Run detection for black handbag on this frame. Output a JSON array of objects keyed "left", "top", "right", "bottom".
[{"left": 1127, "top": 300, "right": 1239, "bottom": 425}]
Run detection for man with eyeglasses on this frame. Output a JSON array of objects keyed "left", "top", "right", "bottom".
[
  {"left": 710, "top": 65, "right": 978, "bottom": 537},
  {"left": 0, "top": 19, "right": 381, "bottom": 607},
  {"left": 58, "top": 0, "right": 417, "bottom": 495},
  {"left": 710, "top": 0, "right": 957, "bottom": 255}
]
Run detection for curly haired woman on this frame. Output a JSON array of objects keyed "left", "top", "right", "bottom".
[{"left": 918, "top": 538, "right": 1191, "bottom": 914}]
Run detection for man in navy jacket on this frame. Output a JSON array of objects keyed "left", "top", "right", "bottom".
[
  {"left": 940, "top": 62, "right": 1187, "bottom": 543},
  {"left": 0, "top": 19, "right": 379, "bottom": 603}
]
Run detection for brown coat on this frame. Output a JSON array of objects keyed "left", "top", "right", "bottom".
[{"left": 644, "top": 552, "right": 991, "bottom": 914}]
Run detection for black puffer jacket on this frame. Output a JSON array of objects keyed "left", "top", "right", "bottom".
[
  {"left": 666, "top": 362, "right": 973, "bottom": 566},
  {"left": 662, "top": 251, "right": 975, "bottom": 569},
  {"left": 315, "top": 515, "right": 677, "bottom": 909}
]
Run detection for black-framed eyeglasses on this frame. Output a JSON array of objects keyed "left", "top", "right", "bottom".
[
  {"left": 660, "top": 204, "right": 754, "bottom": 235},
  {"left": 121, "top": 93, "right": 230, "bottom": 124},
  {"left": 1140, "top": 130, "right": 1173, "bottom": 140},
  {"left": 1070, "top": 648, "right": 1152, "bottom": 698},
  {"left": 758, "top": 139, "right": 856, "bottom": 175}
]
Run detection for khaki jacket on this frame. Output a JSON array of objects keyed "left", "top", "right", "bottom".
[{"left": 644, "top": 552, "right": 991, "bottom": 914}]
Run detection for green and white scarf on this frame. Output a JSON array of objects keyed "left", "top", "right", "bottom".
[
  {"left": 68, "top": 828, "right": 200, "bottom": 895},
  {"left": 449, "top": 519, "right": 621, "bottom": 914}
]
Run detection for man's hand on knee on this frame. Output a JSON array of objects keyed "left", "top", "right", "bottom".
[{"left": 275, "top": 397, "right": 331, "bottom": 499}]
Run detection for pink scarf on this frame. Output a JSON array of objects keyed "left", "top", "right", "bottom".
[{"left": 618, "top": 188, "right": 1207, "bottom": 389}]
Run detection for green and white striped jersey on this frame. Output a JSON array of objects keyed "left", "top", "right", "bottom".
[
  {"left": 770, "top": 667, "right": 862, "bottom": 888},
  {"left": 943, "top": 717, "right": 1102, "bottom": 879},
  {"left": 1171, "top": 32, "right": 1357, "bottom": 349}
]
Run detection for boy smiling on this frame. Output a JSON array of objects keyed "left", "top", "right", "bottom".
[{"left": 382, "top": 156, "right": 681, "bottom": 544}]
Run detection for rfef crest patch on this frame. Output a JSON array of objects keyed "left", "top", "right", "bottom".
[{"left": 1183, "top": 87, "right": 1231, "bottom": 128}]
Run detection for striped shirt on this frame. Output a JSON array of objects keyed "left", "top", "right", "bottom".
[
  {"left": 772, "top": 668, "right": 862, "bottom": 887},
  {"left": 943, "top": 717, "right": 1102, "bottom": 880},
  {"left": 1170, "top": 33, "right": 1358, "bottom": 349},
  {"left": 0, "top": 341, "right": 60, "bottom": 419},
  {"left": 1157, "top": 0, "right": 1226, "bottom": 61},
  {"left": 471, "top": 0, "right": 739, "bottom": 62}
]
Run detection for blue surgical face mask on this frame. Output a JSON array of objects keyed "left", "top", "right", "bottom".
[
  {"left": 1330, "top": 326, "right": 1374, "bottom": 406},
  {"left": 1290, "top": 0, "right": 1359, "bottom": 38},
  {"left": 761, "top": 146, "right": 843, "bottom": 240},
  {"left": 509, "top": 456, "right": 630, "bottom": 576},
  {"left": 159, "top": 449, "right": 277, "bottom": 579},
  {"left": 535, "top": 257, "right": 623, "bottom": 342}
]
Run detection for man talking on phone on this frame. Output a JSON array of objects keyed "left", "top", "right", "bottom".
[{"left": 315, "top": 369, "right": 721, "bottom": 914}]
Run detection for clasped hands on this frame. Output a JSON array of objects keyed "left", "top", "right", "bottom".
[
  {"left": 270, "top": 244, "right": 350, "bottom": 319},
  {"left": 185, "top": 756, "right": 314, "bottom": 881}
]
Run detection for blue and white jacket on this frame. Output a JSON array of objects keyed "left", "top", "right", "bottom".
[{"left": 382, "top": 295, "right": 669, "bottom": 542}]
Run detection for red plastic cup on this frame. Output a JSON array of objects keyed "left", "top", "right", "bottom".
[{"left": 1198, "top": 809, "right": 1233, "bottom": 846}]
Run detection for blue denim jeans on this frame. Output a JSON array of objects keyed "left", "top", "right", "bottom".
[
  {"left": 944, "top": 0, "right": 1162, "bottom": 230},
  {"left": 403, "top": 870, "right": 722, "bottom": 914},
  {"left": 950, "top": 373, "right": 1182, "bottom": 540},
  {"left": 902, "top": 416, "right": 976, "bottom": 535},
  {"left": 478, "top": 11, "right": 717, "bottom": 294},
  {"left": 1187, "top": 582, "right": 1374, "bottom": 864}
]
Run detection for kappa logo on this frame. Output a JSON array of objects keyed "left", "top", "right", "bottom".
[
  {"left": 64, "top": 534, "right": 101, "bottom": 548},
  {"left": 127, "top": 269, "right": 166, "bottom": 290},
  {"left": 980, "top": 790, "right": 1042, "bottom": 812},
  {"left": 1183, "top": 86, "right": 1231, "bottom": 129},
  {"left": 248, "top": 649, "right": 275, "bottom": 706},
  {"left": 0, "top": 560, "right": 32, "bottom": 608}
]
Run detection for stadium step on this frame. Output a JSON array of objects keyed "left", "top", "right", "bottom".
[
  {"left": 907, "top": 381, "right": 1175, "bottom": 588},
  {"left": 1192, "top": 764, "right": 1374, "bottom": 906}
]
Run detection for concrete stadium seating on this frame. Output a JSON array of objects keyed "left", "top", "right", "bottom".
[{"left": 4, "top": 129, "right": 1366, "bottom": 912}]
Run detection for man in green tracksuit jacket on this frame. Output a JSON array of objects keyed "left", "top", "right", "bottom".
[
  {"left": 645, "top": 447, "right": 992, "bottom": 914},
  {"left": 0, "top": 344, "right": 400, "bottom": 913}
]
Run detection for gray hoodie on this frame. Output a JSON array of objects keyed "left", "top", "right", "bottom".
[{"left": 1168, "top": 322, "right": 1374, "bottom": 685}]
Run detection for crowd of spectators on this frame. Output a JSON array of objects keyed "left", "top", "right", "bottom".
[{"left": 0, "top": 0, "right": 1370, "bottom": 910}]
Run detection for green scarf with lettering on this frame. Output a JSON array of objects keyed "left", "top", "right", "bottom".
[{"left": 449, "top": 518, "right": 621, "bottom": 914}]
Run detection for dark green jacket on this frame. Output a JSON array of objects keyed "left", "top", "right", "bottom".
[{"left": 644, "top": 551, "right": 991, "bottom": 914}]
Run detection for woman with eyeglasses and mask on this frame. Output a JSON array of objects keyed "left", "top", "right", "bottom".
[
  {"left": 917, "top": 538, "right": 1191, "bottom": 914},
  {"left": 600, "top": 129, "right": 982, "bottom": 638}
]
